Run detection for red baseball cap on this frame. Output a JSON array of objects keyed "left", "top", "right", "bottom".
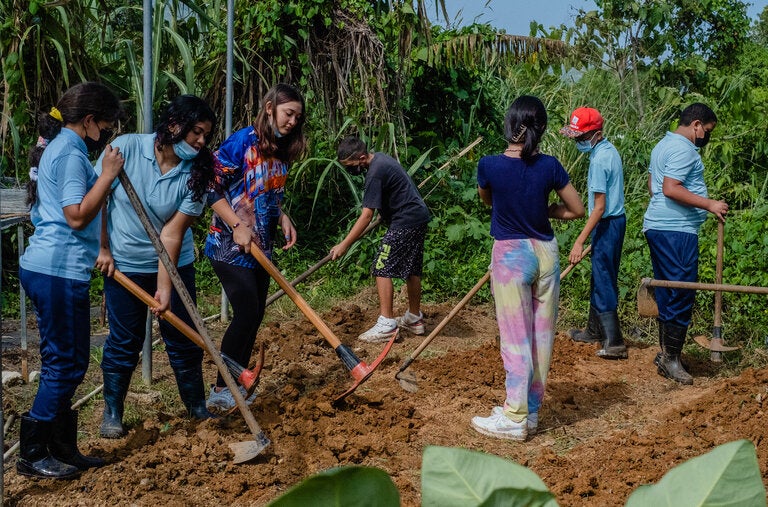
[{"left": 560, "top": 107, "right": 604, "bottom": 137}]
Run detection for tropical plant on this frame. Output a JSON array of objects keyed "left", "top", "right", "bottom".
[{"left": 264, "top": 440, "right": 765, "bottom": 506}]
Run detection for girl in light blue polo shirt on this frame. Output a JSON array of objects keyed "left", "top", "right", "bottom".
[
  {"left": 18, "top": 82, "right": 123, "bottom": 479},
  {"left": 94, "top": 95, "right": 217, "bottom": 439}
]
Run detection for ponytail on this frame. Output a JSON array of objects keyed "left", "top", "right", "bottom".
[{"left": 25, "top": 82, "right": 122, "bottom": 206}]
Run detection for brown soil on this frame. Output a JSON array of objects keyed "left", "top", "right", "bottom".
[{"left": 3, "top": 291, "right": 767, "bottom": 506}]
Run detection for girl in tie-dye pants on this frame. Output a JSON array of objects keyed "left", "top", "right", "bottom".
[
  {"left": 491, "top": 238, "right": 560, "bottom": 425},
  {"left": 473, "top": 95, "right": 584, "bottom": 441}
]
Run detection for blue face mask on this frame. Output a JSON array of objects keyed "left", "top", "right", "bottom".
[
  {"left": 575, "top": 140, "right": 593, "bottom": 153},
  {"left": 173, "top": 139, "right": 199, "bottom": 160}
]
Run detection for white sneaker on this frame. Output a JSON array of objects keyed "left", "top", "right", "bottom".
[
  {"left": 396, "top": 311, "right": 426, "bottom": 335},
  {"left": 489, "top": 406, "right": 538, "bottom": 435},
  {"left": 472, "top": 407, "right": 527, "bottom": 441},
  {"left": 206, "top": 385, "right": 257, "bottom": 414},
  {"left": 358, "top": 316, "right": 398, "bottom": 343}
]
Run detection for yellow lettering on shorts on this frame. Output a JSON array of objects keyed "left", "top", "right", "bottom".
[{"left": 375, "top": 244, "right": 391, "bottom": 270}]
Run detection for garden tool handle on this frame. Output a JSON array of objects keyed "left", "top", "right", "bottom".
[
  {"left": 711, "top": 221, "right": 725, "bottom": 362},
  {"left": 249, "top": 243, "right": 343, "bottom": 349},
  {"left": 265, "top": 218, "right": 381, "bottom": 306},
  {"left": 112, "top": 270, "right": 205, "bottom": 351},
  {"left": 117, "top": 171, "right": 267, "bottom": 446},
  {"left": 714, "top": 221, "right": 724, "bottom": 328},
  {"left": 560, "top": 245, "right": 592, "bottom": 280}
]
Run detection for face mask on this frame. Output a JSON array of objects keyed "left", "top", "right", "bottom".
[
  {"left": 345, "top": 164, "right": 363, "bottom": 176},
  {"left": 173, "top": 139, "right": 200, "bottom": 160},
  {"left": 273, "top": 126, "right": 284, "bottom": 138},
  {"left": 694, "top": 129, "right": 710, "bottom": 148},
  {"left": 575, "top": 140, "right": 593, "bottom": 153},
  {"left": 84, "top": 128, "right": 112, "bottom": 152}
]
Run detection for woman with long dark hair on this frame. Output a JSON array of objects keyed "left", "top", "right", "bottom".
[
  {"left": 19, "top": 82, "right": 123, "bottom": 479},
  {"left": 95, "top": 95, "right": 217, "bottom": 438},
  {"left": 204, "top": 83, "right": 306, "bottom": 412},
  {"left": 472, "top": 95, "right": 584, "bottom": 441}
]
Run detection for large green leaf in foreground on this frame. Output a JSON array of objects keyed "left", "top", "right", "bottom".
[
  {"left": 267, "top": 466, "right": 399, "bottom": 507},
  {"left": 626, "top": 439, "right": 766, "bottom": 507},
  {"left": 421, "top": 446, "right": 558, "bottom": 507}
]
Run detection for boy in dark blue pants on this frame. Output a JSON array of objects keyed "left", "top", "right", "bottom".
[{"left": 561, "top": 107, "right": 628, "bottom": 359}]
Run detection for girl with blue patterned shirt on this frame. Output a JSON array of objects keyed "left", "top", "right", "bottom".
[{"left": 204, "top": 83, "right": 306, "bottom": 412}]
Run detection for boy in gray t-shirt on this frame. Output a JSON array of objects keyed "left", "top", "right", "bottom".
[{"left": 331, "top": 136, "right": 430, "bottom": 342}]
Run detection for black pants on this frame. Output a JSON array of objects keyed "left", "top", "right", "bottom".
[{"left": 210, "top": 259, "right": 270, "bottom": 388}]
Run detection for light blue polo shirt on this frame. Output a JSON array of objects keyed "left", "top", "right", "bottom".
[
  {"left": 20, "top": 128, "right": 101, "bottom": 281},
  {"left": 643, "top": 131, "right": 708, "bottom": 234},
  {"left": 95, "top": 134, "right": 203, "bottom": 273},
  {"left": 588, "top": 139, "right": 625, "bottom": 217}
]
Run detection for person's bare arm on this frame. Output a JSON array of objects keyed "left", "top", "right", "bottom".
[
  {"left": 662, "top": 177, "right": 728, "bottom": 222},
  {"left": 569, "top": 192, "right": 605, "bottom": 264},
  {"left": 210, "top": 198, "right": 254, "bottom": 248},
  {"left": 153, "top": 211, "right": 196, "bottom": 314},
  {"left": 330, "top": 208, "right": 375, "bottom": 260},
  {"left": 549, "top": 183, "right": 585, "bottom": 220},
  {"left": 478, "top": 186, "right": 492, "bottom": 206},
  {"left": 63, "top": 145, "right": 123, "bottom": 230},
  {"left": 95, "top": 202, "right": 115, "bottom": 276}
]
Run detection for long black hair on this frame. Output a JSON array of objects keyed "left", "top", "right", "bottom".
[
  {"left": 253, "top": 83, "right": 307, "bottom": 163},
  {"left": 155, "top": 94, "right": 217, "bottom": 202},
  {"left": 504, "top": 95, "right": 548, "bottom": 163},
  {"left": 27, "top": 82, "right": 122, "bottom": 205}
]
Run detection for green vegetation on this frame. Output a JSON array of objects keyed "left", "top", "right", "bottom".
[
  {"left": 2, "top": 0, "right": 768, "bottom": 368},
  {"left": 265, "top": 441, "right": 766, "bottom": 506}
]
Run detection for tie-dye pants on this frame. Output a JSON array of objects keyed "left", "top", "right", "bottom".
[{"left": 491, "top": 238, "right": 560, "bottom": 423}]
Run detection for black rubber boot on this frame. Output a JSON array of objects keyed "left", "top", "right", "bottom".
[
  {"left": 17, "top": 413, "right": 80, "bottom": 480},
  {"left": 174, "top": 364, "right": 216, "bottom": 420},
  {"left": 596, "top": 311, "right": 628, "bottom": 359},
  {"left": 100, "top": 369, "right": 132, "bottom": 438},
  {"left": 569, "top": 306, "right": 602, "bottom": 343},
  {"left": 49, "top": 409, "right": 106, "bottom": 470},
  {"left": 656, "top": 321, "right": 693, "bottom": 385}
]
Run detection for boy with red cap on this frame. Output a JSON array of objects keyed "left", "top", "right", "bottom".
[{"left": 560, "top": 107, "right": 628, "bottom": 359}]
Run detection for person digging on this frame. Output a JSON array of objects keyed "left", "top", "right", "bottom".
[{"left": 331, "top": 136, "right": 431, "bottom": 342}]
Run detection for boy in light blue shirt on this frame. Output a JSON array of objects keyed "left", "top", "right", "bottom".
[
  {"left": 643, "top": 103, "right": 728, "bottom": 385},
  {"left": 561, "top": 107, "right": 628, "bottom": 360}
]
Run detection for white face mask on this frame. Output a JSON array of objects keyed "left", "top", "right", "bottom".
[{"left": 173, "top": 139, "right": 199, "bottom": 160}]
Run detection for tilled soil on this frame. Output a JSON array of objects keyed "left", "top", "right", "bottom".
[{"left": 2, "top": 295, "right": 767, "bottom": 506}]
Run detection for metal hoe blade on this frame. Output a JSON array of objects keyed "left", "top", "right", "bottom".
[{"left": 332, "top": 330, "right": 398, "bottom": 405}]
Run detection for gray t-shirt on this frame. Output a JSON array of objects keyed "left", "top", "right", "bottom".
[{"left": 363, "top": 153, "right": 430, "bottom": 228}]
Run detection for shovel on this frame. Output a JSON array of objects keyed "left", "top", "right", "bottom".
[
  {"left": 112, "top": 270, "right": 264, "bottom": 397},
  {"left": 395, "top": 245, "right": 591, "bottom": 392},
  {"left": 249, "top": 244, "right": 396, "bottom": 404},
  {"left": 693, "top": 221, "right": 738, "bottom": 361},
  {"left": 117, "top": 171, "right": 270, "bottom": 464}
]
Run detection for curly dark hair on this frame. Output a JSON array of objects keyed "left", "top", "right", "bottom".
[
  {"left": 27, "top": 82, "right": 123, "bottom": 205},
  {"left": 253, "top": 83, "right": 307, "bottom": 163},
  {"left": 155, "top": 95, "right": 217, "bottom": 202}
]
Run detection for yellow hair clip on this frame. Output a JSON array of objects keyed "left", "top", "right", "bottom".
[{"left": 49, "top": 107, "right": 63, "bottom": 122}]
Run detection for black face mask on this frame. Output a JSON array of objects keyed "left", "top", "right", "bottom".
[
  {"left": 694, "top": 129, "right": 710, "bottom": 148},
  {"left": 84, "top": 128, "right": 113, "bottom": 152},
  {"left": 345, "top": 165, "right": 363, "bottom": 176}
]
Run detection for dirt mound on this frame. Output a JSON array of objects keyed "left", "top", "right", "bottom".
[{"left": 3, "top": 299, "right": 767, "bottom": 506}]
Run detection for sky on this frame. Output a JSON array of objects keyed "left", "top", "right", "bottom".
[{"left": 431, "top": 0, "right": 768, "bottom": 36}]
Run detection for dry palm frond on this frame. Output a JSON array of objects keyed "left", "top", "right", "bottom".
[{"left": 422, "top": 33, "right": 569, "bottom": 70}]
